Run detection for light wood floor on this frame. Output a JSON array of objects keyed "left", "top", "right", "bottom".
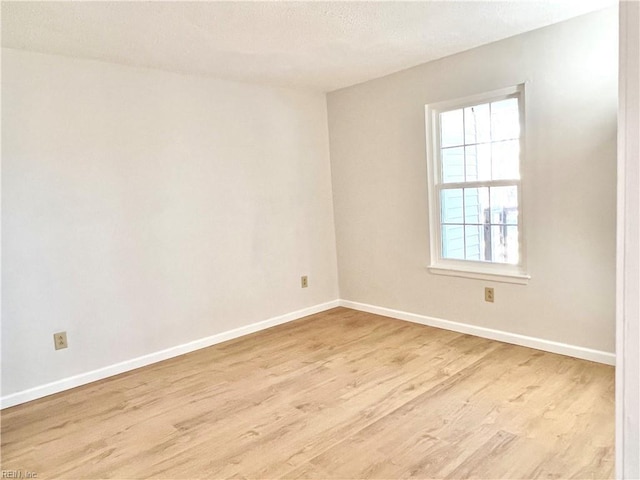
[{"left": 1, "top": 307, "right": 614, "bottom": 479}]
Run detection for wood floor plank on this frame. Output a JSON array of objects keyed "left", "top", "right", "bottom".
[{"left": 1, "top": 307, "right": 614, "bottom": 479}]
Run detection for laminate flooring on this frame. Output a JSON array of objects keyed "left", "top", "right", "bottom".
[{"left": 1, "top": 307, "right": 614, "bottom": 479}]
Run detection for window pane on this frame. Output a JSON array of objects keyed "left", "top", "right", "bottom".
[
  {"left": 464, "top": 187, "right": 489, "bottom": 223},
  {"left": 465, "top": 225, "right": 483, "bottom": 261},
  {"left": 464, "top": 144, "right": 491, "bottom": 181},
  {"left": 441, "top": 188, "right": 463, "bottom": 223},
  {"left": 506, "top": 225, "right": 520, "bottom": 264},
  {"left": 489, "top": 225, "right": 504, "bottom": 263},
  {"left": 491, "top": 98, "right": 520, "bottom": 141},
  {"left": 440, "top": 109, "right": 464, "bottom": 148},
  {"left": 442, "top": 225, "right": 465, "bottom": 260},
  {"left": 491, "top": 140, "right": 520, "bottom": 180},
  {"left": 464, "top": 103, "right": 490, "bottom": 144},
  {"left": 489, "top": 186, "right": 518, "bottom": 225},
  {"left": 488, "top": 225, "right": 519, "bottom": 264},
  {"left": 481, "top": 224, "right": 492, "bottom": 261},
  {"left": 441, "top": 147, "right": 464, "bottom": 183}
]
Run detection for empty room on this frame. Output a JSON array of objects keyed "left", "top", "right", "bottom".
[{"left": 2, "top": 1, "right": 639, "bottom": 479}]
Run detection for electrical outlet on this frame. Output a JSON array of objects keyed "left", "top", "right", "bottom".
[
  {"left": 53, "top": 332, "right": 68, "bottom": 350},
  {"left": 301, "top": 276, "right": 308, "bottom": 288},
  {"left": 485, "top": 287, "right": 495, "bottom": 303}
]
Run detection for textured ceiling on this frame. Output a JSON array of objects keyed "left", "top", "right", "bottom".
[{"left": 1, "top": 1, "right": 616, "bottom": 92}]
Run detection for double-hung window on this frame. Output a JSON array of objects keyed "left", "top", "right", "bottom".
[{"left": 426, "top": 85, "right": 529, "bottom": 284}]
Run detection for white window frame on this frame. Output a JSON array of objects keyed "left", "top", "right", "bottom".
[{"left": 425, "top": 84, "right": 530, "bottom": 285}]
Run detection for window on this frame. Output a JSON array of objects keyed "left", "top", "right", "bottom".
[{"left": 426, "top": 85, "right": 529, "bottom": 284}]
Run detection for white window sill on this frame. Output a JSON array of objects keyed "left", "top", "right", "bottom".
[{"left": 427, "top": 265, "right": 530, "bottom": 285}]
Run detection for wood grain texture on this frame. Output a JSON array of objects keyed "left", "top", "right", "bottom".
[{"left": 1, "top": 307, "right": 614, "bottom": 479}]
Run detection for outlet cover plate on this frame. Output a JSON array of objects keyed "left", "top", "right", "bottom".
[
  {"left": 485, "top": 287, "right": 495, "bottom": 303},
  {"left": 54, "top": 332, "right": 68, "bottom": 350}
]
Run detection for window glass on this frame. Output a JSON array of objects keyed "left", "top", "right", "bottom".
[
  {"left": 492, "top": 140, "right": 520, "bottom": 180},
  {"left": 464, "top": 144, "right": 491, "bottom": 181},
  {"left": 442, "top": 225, "right": 465, "bottom": 260},
  {"left": 440, "top": 109, "right": 464, "bottom": 148},
  {"left": 441, "top": 189, "right": 463, "bottom": 223},
  {"left": 441, "top": 147, "right": 465, "bottom": 183},
  {"left": 491, "top": 98, "right": 520, "bottom": 141},
  {"left": 489, "top": 186, "right": 518, "bottom": 225},
  {"left": 464, "top": 103, "right": 491, "bottom": 144},
  {"left": 463, "top": 187, "right": 489, "bottom": 224}
]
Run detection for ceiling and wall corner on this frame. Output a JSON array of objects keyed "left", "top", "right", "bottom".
[{"left": 1, "top": 0, "right": 616, "bottom": 92}]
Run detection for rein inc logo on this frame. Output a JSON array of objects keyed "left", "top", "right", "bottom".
[{"left": 1, "top": 471, "right": 37, "bottom": 478}]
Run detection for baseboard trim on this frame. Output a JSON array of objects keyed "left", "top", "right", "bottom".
[
  {"left": 1, "top": 300, "right": 340, "bottom": 409},
  {"left": 2, "top": 298, "right": 614, "bottom": 408},
  {"left": 339, "top": 300, "right": 616, "bottom": 366}
]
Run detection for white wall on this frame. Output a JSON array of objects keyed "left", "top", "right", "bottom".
[
  {"left": 617, "top": 2, "right": 640, "bottom": 477},
  {"left": 328, "top": 8, "right": 618, "bottom": 353},
  {"left": 1, "top": 48, "right": 338, "bottom": 397}
]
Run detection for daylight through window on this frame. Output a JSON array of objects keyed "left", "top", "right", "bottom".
[{"left": 427, "top": 86, "right": 525, "bottom": 276}]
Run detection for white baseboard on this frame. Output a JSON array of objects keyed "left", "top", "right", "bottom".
[
  {"left": 339, "top": 300, "right": 616, "bottom": 366},
  {"left": 2, "top": 298, "right": 614, "bottom": 409},
  {"left": 1, "top": 300, "right": 340, "bottom": 409}
]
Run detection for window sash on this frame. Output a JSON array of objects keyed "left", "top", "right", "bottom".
[{"left": 435, "top": 181, "right": 521, "bottom": 264}]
